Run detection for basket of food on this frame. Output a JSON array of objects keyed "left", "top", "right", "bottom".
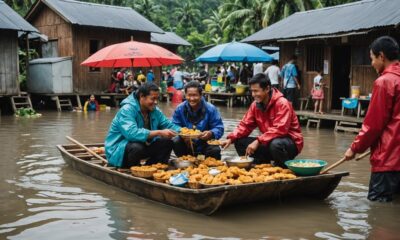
[
  {"left": 151, "top": 163, "right": 169, "bottom": 171},
  {"left": 179, "top": 127, "right": 202, "bottom": 139},
  {"left": 284, "top": 159, "right": 327, "bottom": 176},
  {"left": 203, "top": 157, "right": 225, "bottom": 167},
  {"left": 130, "top": 166, "right": 158, "bottom": 178},
  {"left": 225, "top": 156, "right": 254, "bottom": 169}
]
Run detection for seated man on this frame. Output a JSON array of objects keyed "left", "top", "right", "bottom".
[
  {"left": 220, "top": 73, "right": 303, "bottom": 167},
  {"left": 172, "top": 81, "right": 224, "bottom": 159},
  {"left": 105, "top": 83, "right": 180, "bottom": 168}
]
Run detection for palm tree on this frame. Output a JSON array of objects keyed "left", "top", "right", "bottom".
[
  {"left": 202, "top": 10, "right": 224, "bottom": 38},
  {"left": 174, "top": 1, "right": 201, "bottom": 28}
]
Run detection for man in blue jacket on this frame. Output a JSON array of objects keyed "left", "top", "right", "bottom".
[
  {"left": 105, "top": 82, "right": 180, "bottom": 168},
  {"left": 172, "top": 81, "right": 224, "bottom": 159}
]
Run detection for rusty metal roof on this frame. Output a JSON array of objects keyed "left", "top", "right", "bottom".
[{"left": 242, "top": 0, "right": 400, "bottom": 43}]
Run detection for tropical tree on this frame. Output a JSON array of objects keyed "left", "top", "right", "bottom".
[
  {"left": 174, "top": 1, "right": 201, "bottom": 30},
  {"left": 202, "top": 10, "right": 224, "bottom": 39}
]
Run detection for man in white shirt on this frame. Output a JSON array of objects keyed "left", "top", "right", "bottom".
[
  {"left": 253, "top": 62, "right": 264, "bottom": 76},
  {"left": 264, "top": 60, "right": 281, "bottom": 90}
]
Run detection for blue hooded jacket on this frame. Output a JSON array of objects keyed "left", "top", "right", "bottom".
[
  {"left": 105, "top": 93, "right": 180, "bottom": 167},
  {"left": 172, "top": 98, "right": 224, "bottom": 151}
]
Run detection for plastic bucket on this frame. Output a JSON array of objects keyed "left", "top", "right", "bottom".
[
  {"left": 351, "top": 86, "right": 360, "bottom": 98},
  {"left": 211, "top": 78, "right": 218, "bottom": 86},
  {"left": 235, "top": 85, "right": 247, "bottom": 94}
]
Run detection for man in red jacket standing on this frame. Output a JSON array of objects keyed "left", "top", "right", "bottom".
[
  {"left": 220, "top": 73, "right": 303, "bottom": 167},
  {"left": 344, "top": 36, "right": 400, "bottom": 202}
]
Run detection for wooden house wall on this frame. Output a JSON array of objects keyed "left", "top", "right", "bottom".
[
  {"left": 30, "top": 5, "right": 73, "bottom": 57},
  {"left": 278, "top": 28, "right": 400, "bottom": 112},
  {"left": 72, "top": 27, "right": 151, "bottom": 94},
  {"left": 0, "top": 30, "right": 19, "bottom": 95}
]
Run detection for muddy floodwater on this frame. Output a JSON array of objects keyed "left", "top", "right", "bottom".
[{"left": 0, "top": 102, "right": 399, "bottom": 239}]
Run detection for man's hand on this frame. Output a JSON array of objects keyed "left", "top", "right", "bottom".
[
  {"left": 246, "top": 139, "right": 260, "bottom": 156},
  {"left": 220, "top": 139, "right": 232, "bottom": 150},
  {"left": 199, "top": 130, "right": 213, "bottom": 140},
  {"left": 344, "top": 148, "right": 356, "bottom": 161},
  {"left": 158, "top": 129, "right": 177, "bottom": 139}
]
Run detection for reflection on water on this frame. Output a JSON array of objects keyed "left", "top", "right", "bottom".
[{"left": 0, "top": 103, "right": 399, "bottom": 239}]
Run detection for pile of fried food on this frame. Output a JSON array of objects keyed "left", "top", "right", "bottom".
[
  {"left": 152, "top": 162, "right": 296, "bottom": 188},
  {"left": 180, "top": 127, "right": 201, "bottom": 136}
]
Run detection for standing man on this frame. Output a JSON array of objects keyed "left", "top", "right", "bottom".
[
  {"left": 105, "top": 82, "right": 180, "bottom": 168},
  {"left": 146, "top": 69, "right": 154, "bottom": 83},
  {"left": 172, "top": 81, "right": 224, "bottom": 159},
  {"left": 281, "top": 55, "right": 301, "bottom": 103},
  {"left": 265, "top": 60, "right": 281, "bottom": 90},
  {"left": 344, "top": 36, "right": 400, "bottom": 202},
  {"left": 173, "top": 66, "right": 184, "bottom": 90},
  {"left": 220, "top": 73, "right": 303, "bottom": 167}
]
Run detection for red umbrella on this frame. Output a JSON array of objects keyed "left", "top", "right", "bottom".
[{"left": 81, "top": 40, "right": 183, "bottom": 67}]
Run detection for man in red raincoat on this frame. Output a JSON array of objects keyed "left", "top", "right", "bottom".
[
  {"left": 344, "top": 36, "right": 400, "bottom": 202},
  {"left": 220, "top": 73, "right": 303, "bottom": 167}
]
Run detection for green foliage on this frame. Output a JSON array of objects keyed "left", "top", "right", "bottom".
[
  {"left": 7, "top": 0, "right": 359, "bottom": 64},
  {"left": 18, "top": 48, "right": 39, "bottom": 91},
  {"left": 15, "top": 107, "right": 42, "bottom": 118}
]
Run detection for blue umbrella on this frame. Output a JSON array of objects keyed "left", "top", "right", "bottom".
[{"left": 196, "top": 41, "right": 273, "bottom": 63}]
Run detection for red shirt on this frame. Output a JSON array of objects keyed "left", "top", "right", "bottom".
[
  {"left": 351, "top": 62, "right": 400, "bottom": 172},
  {"left": 227, "top": 89, "right": 303, "bottom": 153}
]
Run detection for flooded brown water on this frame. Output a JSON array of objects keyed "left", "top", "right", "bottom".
[{"left": 0, "top": 103, "right": 399, "bottom": 240}]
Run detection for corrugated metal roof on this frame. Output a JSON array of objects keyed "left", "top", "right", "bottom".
[
  {"left": 242, "top": 0, "right": 400, "bottom": 43},
  {"left": 35, "top": 0, "right": 164, "bottom": 33},
  {"left": 0, "top": 0, "right": 38, "bottom": 32},
  {"left": 151, "top": 32, "right": 191, "bottom": 46}
]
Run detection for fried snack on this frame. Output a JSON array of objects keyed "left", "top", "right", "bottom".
[
  {"left": 228, "top": 179, "right": 243, "bottom": 185},
  {"left": 151, "top": 163, "right": 168, "bottom": 170},
  {"left": 238, "top": 175, "right": 253, "bottom": 183},
  {"left": 207, "top": 139, "right": 221, "bottom": 145},
  {"left": 254, "top": 163, "right": 273, "bottom": 169},
  {"left": 178, "top": 155, "right": 197, "bottom": 162},
  {"left": 203, "top": 157, "right": 224, "bottom": 167},
  {"left": 281, "top": 169, "right": 295, "bottom": 174}
]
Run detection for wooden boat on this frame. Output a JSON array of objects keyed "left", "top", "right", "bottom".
[{"left": 57, "top": 143, "right": 349, "bottom": 215}]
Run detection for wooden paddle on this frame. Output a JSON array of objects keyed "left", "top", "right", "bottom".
[
  {"left": 66, "top": 136, "right": 108, "bottom": 165},
  {"left": 320, "top": 150, "right": 371, "bottom": 174}
]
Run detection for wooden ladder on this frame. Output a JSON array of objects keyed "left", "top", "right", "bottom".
[
  {"left": 334, "top": 121, "right": 360, "bottom": 133},
  {"left": 307, "top": 118, "right": 321, "bottom": 128},
  {"left": 10, "top": 92, "right": 33, "bottom": 113},
  {"left": 52, "top": 96, "right": 73, "bottom": 111}
]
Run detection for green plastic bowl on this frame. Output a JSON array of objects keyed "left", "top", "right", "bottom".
[{"left": 285, "top": 159, "right": 327, "bottom": 176}]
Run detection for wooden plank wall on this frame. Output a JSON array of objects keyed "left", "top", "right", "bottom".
[
  {"left": 0, "top": 30, "right": 19, "bottom": 95},
  {"left": 72, "top": 27, "right": 151, "bottom": 94},
  {"left": 30, "top": 5, "right": 73, "bottom": 57},
  {"left": 351, "top": 66, "right": 377, "bottom": 95}
]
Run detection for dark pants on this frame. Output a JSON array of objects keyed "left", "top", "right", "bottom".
[
  {"left": 173, "top": 137, "right": 221, "bottom": 160},
  {"left": 283, "top": 88, "right": 296, "bottom": 103},
  {"left": 368, "top": 172, "right": 400, "bottom": 202},
  {"left": 234, "top": 137, "right": 298, "bottom": 167},
  {"left": 123, "top": 138, "right": 173, "bottom": 168}
]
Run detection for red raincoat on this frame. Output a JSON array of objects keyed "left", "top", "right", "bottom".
[
  {"left": 227, "top": 89, "right": 303, "bottom": 153},
  {"left": 351, "top": 62, "right": 400, "bottom": 172}
]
